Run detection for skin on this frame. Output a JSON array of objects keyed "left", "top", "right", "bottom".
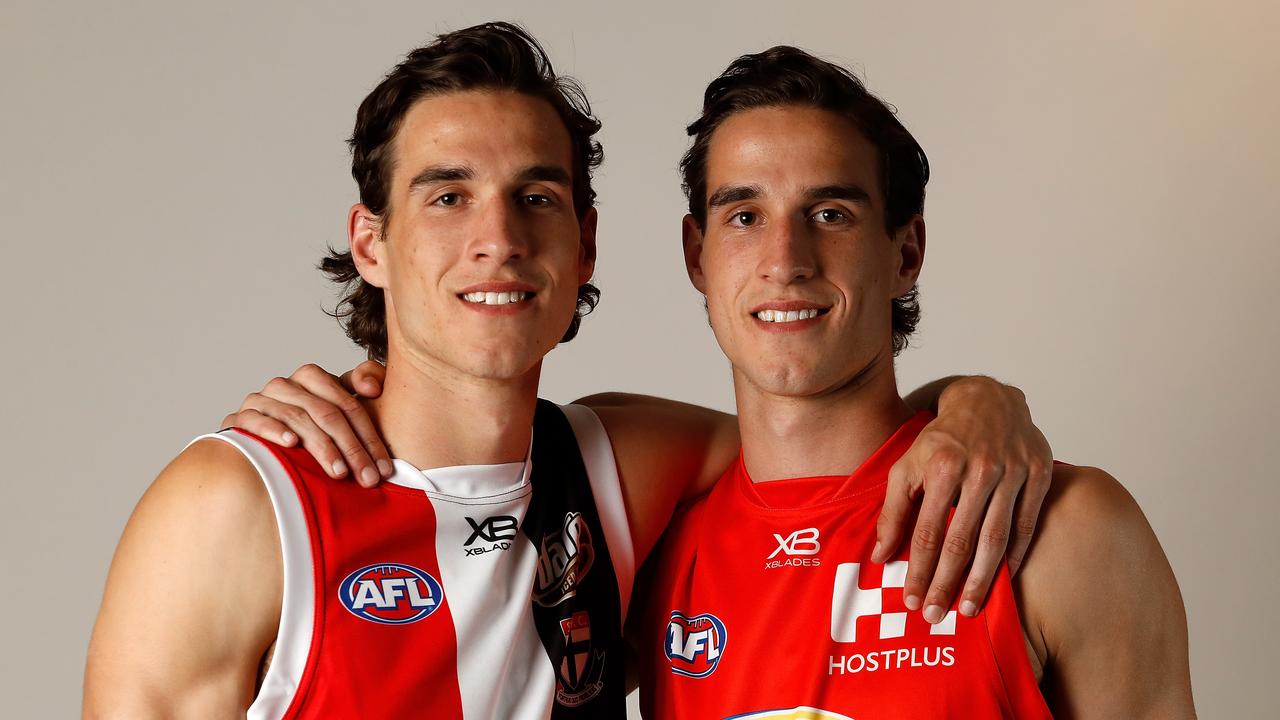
[
  {"left": 675, "top": 103, "right": 1194, "bottom": 716},
  {"left": 86, "top": 88, "right": 1051, "bottom": 714}
]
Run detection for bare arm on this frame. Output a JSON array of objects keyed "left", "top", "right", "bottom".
[
  {"left": 1018, "top": 466, "right": 1195, "bottom": 718},
  {"left": 222, "top": 364, "right": 1050, "bottom": 617},
  {"left": 84, "top": 440, "right": 281, "bottom": 719},
  {"left": 573, "top": 393, "right": 739, "bottom": 565}
]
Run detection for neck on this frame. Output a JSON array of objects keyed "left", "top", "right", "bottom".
[
  {"left": 366, "top": 346, "right": 540, "bottom": 471},
  {"left": 735, "top": 355, "right": 915, "bottom": 483}
]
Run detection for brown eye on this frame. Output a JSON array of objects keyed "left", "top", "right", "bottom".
[
  {"left": 732, "top": 211, "right": 758, "bottom": 227},
  {"left": 814, "top": 208, "right": 848, "bottom": 224},
  {"left": 436, "top": 193, "right": 461, "bottom": 207}
]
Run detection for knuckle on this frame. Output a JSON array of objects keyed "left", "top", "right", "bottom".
[
  {"left": 296, "top": 363, "right": 324, "bottom": 380},
  {"left": 336, "top": 394, "right": 363, "bottom": 415},
  {"left": 927, "top": 451, "right": 965, "bottom": 484},
  {"left": 264, "top": 376, "right": 291, "bottom": 395},
  {"left": 980, "top": 525, "right": 1010, "bottom": 548},
  {"left": 927, "top": 581, "right": 955, "bottom": 603},
  {"left": 912, "top": 523, "right": 944, "bottom": 553},
  {"left": 971, "top": 458, "right": 1004, "bottom": 485},
  {"left": 943, "top": 532, "right": 973, "bottom": 558},
  {"left": 281, "top": 404, "right": 311, "bottom": 427},
  {"left": 313, "top": 403, "right": 346, "bottom": 427},
  {"left": 1015, "top": 515, "right": 1039, "bottom": 537},
  {"left": 342, "top": 443, "right": 367, "bottom": 461}
]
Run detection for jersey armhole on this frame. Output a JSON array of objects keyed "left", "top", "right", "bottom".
[
  {"left": 191, "top": 430, "right": 317, "bottom": 720},
  {"left": 561, "top": 403, "right": 636, "bottom": 623}
]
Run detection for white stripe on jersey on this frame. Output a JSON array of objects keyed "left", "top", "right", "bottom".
[
  {"left": 209, "top": 403, "right": 629, "bottom": 720},
  {"left": 562, "top": 404, "right": 634, "bottom": 622},
  {"left": 190, "top": 432, "right": 315, "bottom": 720}
]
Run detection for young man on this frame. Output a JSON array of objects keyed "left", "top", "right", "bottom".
[
  {"left": 85, "top": 23, "right": 1051, "bottom": 719},
  {"left": 633, "top": 47, "right": 1195, "bottom": 718}
]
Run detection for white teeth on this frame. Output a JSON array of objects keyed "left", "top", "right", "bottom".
[
  {"left": 463, "top": 291, "right": 528, "bottom": 305},
  {"left": 754, "top": 308, "right": 821, "bottom": 323}
]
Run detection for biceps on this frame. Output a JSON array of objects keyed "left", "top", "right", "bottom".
[{"left": 1046, "top": 579, "right": 1193, "bottom": 717}]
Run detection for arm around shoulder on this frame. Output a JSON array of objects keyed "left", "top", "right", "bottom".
[
  {"left": 1017, "top": 465, "right": 1195, "bottom": 719},
  {"left": 84, "top": 438, "right": 283, "bottom": 719}
]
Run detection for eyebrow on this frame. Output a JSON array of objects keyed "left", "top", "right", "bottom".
[
  {"left": 408, "top": 165, "right": 473, "bottom": 192},
  {"left": 804, "top": 184, "right": 873, "bottom": 205},
  {"left": 516, "top": 164, "right": 572, "bottom": 185},
  {"left": 407, "top": 164, "right": 572, "bottom": 192},
  {"left": 706, "top": 183, "right": 874, "bottom": 210},
  {"left": 707, "top": 184, "right": 762, "bottom": 209}
]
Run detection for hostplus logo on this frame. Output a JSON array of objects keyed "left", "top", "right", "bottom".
[
  {"left": 828, "top": 561, "right": 957, "bottom": 675},
  {"left": 464, "top": 515, "right": 519, "bottom": 556},
  {"left": 765, "top": 527, "right": 821, "bottom": 569}
]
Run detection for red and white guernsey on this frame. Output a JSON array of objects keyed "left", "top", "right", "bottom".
[
  {"left": 198, "top": 400, "right": 634, "bottom": 719},
  {"left": 639, "top": 412, "right": 1051, "bottom": 720}
]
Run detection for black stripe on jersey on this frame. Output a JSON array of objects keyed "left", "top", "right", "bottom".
[{"left": 521, "top": 400, "right": 625, "bottom": 716}]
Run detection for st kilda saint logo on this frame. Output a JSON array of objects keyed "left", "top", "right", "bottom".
[
  {"left": 533, "top": 511, "right": 595, "bottom": 607},
  {"left": 464, "top": 514, "right": 519, "bottom": 556},
  {"left": 337, "top": 563, "right": 443, "bottom": 625},
  {"left": 554, "top": 610, "right": 605, "bottom": 707}
]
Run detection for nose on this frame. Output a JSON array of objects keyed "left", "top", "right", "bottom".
[
  {"left": 469, "top": 197, "right": 529, "bottom": 264},
  {"left": 758, "top": 217, "right": 816, "bottom": 285}
]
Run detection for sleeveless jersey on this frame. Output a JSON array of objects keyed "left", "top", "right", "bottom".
[
  {"left": 198, "top": 400, "right": 634, "bottom": 719},
  {"left": 638, "top": 412, "right": 1051, "bottom": 720}
]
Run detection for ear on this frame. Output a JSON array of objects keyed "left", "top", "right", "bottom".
[
  {"left": 577, "top": 207, "right": 598, "bottom": 285},
  {"left": 348, "top": 203, "right": 387, "bottom": 288},
  {"left": 892, "top": 215, "right": 925, "bottom": 297},
  {"left": 682, "top": 214, "right": 708, "bottom": 294}
]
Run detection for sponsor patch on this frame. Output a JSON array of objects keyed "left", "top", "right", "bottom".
[
  {"left": 337, "top": 563, "right": 443, "bottom": 625},
  {"left": 533, "top": 511, "right": 595, "bottom": 607}
]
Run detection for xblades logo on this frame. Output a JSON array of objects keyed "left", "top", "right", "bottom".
[
  {"left": 464, "top": 515, "right": 519, "bottom": 557},
  {"left": 765, "top": 527, "right": 821, "bottom": 569}
]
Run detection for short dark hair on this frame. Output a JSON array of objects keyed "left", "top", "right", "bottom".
[
  {"left": 680, "top": 46, "right": 929, "bottom": 354},
  {"left": 322, "top": 22, "right": 603, "bottom": 362}
]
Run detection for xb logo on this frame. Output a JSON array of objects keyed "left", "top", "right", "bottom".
[
  {"left": 464, "top": 515, "right": 519, "bottom": 557},
  {"left": 769, "top": 527, "right": 821, "bottom": 558}
]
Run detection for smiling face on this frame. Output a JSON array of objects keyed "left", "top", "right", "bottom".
[
  {"left": 684, "top": 104, "right": 924, "bottom": 399},
  {"left": 350, "top": 90, "right": 596, "bottom": 381}
]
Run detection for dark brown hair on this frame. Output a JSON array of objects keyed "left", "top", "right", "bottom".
[
  {"left": 680, "top": 46, "right": 929, "bottom": 354},
  {"left": 322, "top": 22, "right": 603, "bottom": 362}
]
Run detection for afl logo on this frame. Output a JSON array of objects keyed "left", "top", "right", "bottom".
[
  {"left": 666, "top": 611, "right": 727, "bottom": 678},
  {"left": 338, "top": 563, "right": 443, "bottom": 625}
]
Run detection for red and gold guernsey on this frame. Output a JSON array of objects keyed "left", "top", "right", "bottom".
[{"left": 639, "top": 412, "right": 1051, "bottom": 720}]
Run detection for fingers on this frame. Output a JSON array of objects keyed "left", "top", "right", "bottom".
[
  {"left": 874, "top": 462, "right": 917, "bottom": 563},
  {"left": 902, "top": 456, "right": 964, "bottom": 615},
  {"left": 281, "top": 372, "right": 393, "bottom": 486},
  {"left": 239, "top": 390, "right": 353, "bottom": 480},
  {"left": 919, "top": 460, "right": 1003, "bottom": 622},
  {"left": 1006, "top": 458, "right": 1051, "bottom": 576},
  {"left": 953, "top": 470, "right": 1022, "bottom": 618},
  {"left": 341, "top": 360, "right": 387, "bottom": 398},
  {"left": 224, "top": 408, "right": 298, "bottom": 447}
]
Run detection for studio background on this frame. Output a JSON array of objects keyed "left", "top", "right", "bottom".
[{"left": 3, "top": 0, "right": 1276, "bottom": 716}]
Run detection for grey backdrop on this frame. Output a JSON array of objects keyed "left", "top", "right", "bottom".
[{"left": 3, "top": 0, "right": 1277, "bottom": 716}]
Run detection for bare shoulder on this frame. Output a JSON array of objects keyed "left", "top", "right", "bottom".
[
  {"left": 84, "top": 437, "right": 282, "bottom": 717},
  {"left": 1016, "top": 464, "right": 1195, "bottom": 718},
  {"left": 571, "top": 394, "right": 738, "bottom": 564}
]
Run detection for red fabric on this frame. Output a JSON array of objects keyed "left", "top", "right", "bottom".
[
  {"left": 252, "top": 434, "right": 467, "bottom": 719},
  {"left": 639, "top": 413, "right": 1051, "bottom": 719}
]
